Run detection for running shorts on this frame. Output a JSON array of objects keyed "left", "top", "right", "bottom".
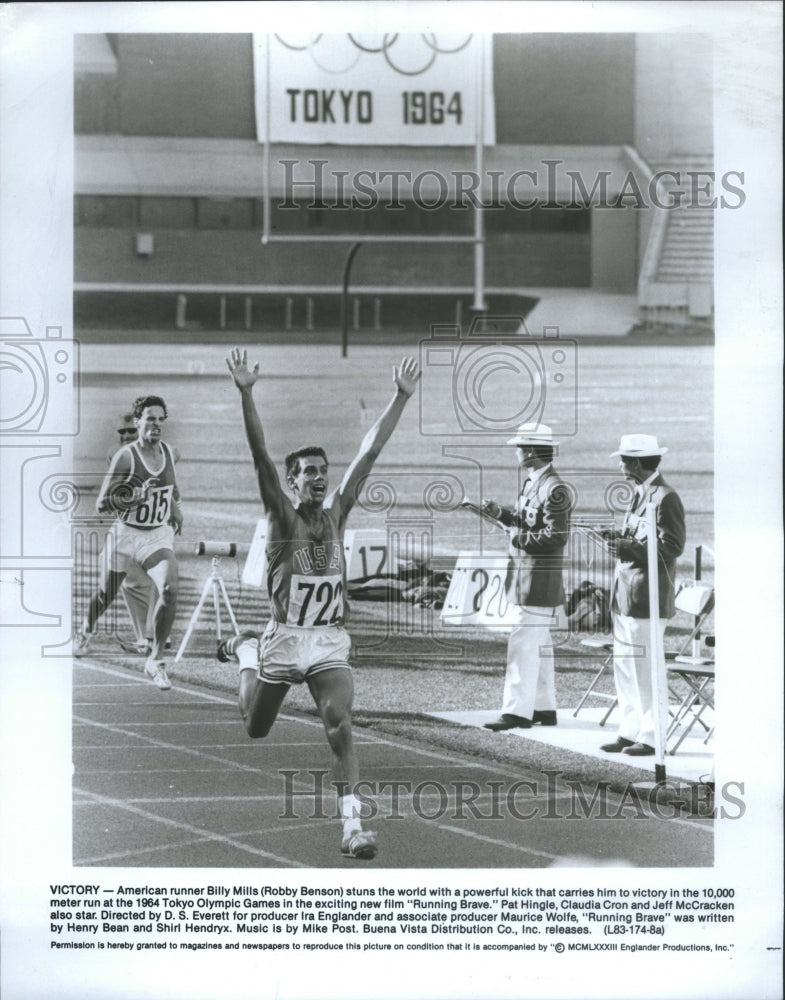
[
  {"left": 258, "top": 620, "right": 351, "bottom": 685},
  {"left": 106, "top": 521, "right": 174, "bottom": 574}
]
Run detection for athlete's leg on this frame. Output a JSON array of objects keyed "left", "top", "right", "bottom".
[
  {"left": 218, "top": 631, "right": 290, "bottom": 737},
  {"left": 74, "top": 564, "right": 126, "bottom": 656},
  {"left": 238, "top": 673, "right": 290, "bottom": 738},
  {"left": 142, "top": 550, "right": 179, "bottom": 660},
  {"left": 143, "top": 587, "right": 156, "bottom": 647},
  {"left": 81, "top": 569, "right": 126, "bottom": 634},
  {"left": 307, "top": 667, "right": 359, "bottom": 789},
  {"left": 121, "top": 561, "right": 153, "bottom": 645},
  {"left": 307, "top": 667, "right": 376, "bottom": 859}
]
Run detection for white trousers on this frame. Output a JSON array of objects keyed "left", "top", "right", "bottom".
[
  {"left": 502, "top": 606, "right": 560, "bottom": 719},
  {"left": 612, "top": 614, "right": 666, "bottom": 747}
]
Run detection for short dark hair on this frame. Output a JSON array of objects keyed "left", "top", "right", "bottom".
[
  {"left": 285, "top": 447, "right": 328, "bottom": 478},
  {"left": 133, "top": 395, "right": 168, "bottom": 419},
  {"left": 622, "top": 454, "right": 661, "bottom": 472}
]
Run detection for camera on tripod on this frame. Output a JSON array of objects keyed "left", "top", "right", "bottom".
[
  {"left": 195, "top": 541, "right": 237, "bottom": 558},
  {"left": 177, "top": 542, "right": 240, "bottom": 661}
]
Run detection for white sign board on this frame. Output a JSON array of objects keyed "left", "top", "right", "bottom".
[
  {"left": 343, "top": 528, "right": 397, "bottom": 582},
  {"left": 253, "top": 33, "right": 495, "bottom": 146},
  {"left": 241, "top": 519, "right": 268, "bottom": 588},
  {"left": 440, "top": 551, "right": 519, "bottom": 630}
]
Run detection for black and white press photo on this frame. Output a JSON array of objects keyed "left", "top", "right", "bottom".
[{"left": 0, "top": 4, "right": 781, "bottom": 1000}]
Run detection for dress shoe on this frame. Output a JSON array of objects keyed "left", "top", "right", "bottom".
[
  {"left": 622, "top": 742, "right": 655, "bottom": 757},
  {"left": 532, "top": 710, "right": 557, "bottom": 726},
  {"left": 484, "top": 714, "right": 532, "bottom": 731},
  {"left": 600, "top": 736, "right": 635, "bottom": 753}
]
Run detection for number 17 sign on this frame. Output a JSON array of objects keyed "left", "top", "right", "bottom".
[{"left": 343, "top": 528, "right": 397, "bottom": 582}]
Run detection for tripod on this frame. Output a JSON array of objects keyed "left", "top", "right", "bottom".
[{"left": 175, "top": 556, "right": 239, "bottom": 662}]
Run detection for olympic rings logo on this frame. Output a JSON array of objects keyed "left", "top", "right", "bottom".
[{"left": 273, "top": 33, "right": 473, "bottom": 76}]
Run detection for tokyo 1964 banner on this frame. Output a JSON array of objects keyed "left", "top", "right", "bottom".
[{"left": 253, "top": 33, "right": 496, "bottom": 146}]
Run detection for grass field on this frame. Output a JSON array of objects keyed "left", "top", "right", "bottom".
[{"left": 73, "top": 334, "right": 714, "bottom": 791}]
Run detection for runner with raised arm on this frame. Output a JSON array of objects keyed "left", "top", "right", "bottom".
[{"left": 221, "top": 347, "right": 420, "bottom": 860}]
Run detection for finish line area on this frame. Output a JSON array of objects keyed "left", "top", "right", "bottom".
[
  {"left": 73, "top": 660, "right": 713, "bottom": 870},
  {"left": 70, "top": 339, "right": 715, "bottom": 870},
  {"left": 427, "top": 709, "right": 713, "bottom": 785}
]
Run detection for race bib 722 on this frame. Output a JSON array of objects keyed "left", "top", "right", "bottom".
[{"left": 287, "top": 574, "right": 343, "bottom": 627}]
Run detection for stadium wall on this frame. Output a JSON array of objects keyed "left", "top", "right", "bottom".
[
  {"left": 73, "top": 32, "right": 711, "bottom": 314},
  {"left": 74, "top": 229, "right": 591, "bottom": 290},
  {"left": 591, "top": 208, "right": 638, "bottom": 292},
  {"left": 634, "top": 34, "right": 713, "bottom": 164},
  {"left": 77, "top": 33, "right": 638, "bottom": 144}
]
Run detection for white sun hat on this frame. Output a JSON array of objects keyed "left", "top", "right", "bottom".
[
  {"left": 611, "top": 433, "right": 668, "bottom": 457},
  {"left": 507, "top": 423, "right": 556, "bottom": 446}
]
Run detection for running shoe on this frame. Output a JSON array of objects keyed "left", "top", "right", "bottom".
[
  {"left": 341, "top": 829, "right": 378, "bottom": 860},
  {"left": 119, "top": 639, "right": 169, "bottom": 655},
  {"left": 118, "top": 639, "right": 149, "bottom": 654},
  {"left": 144, "top": 657, "right": 172, "bottom": 691},
  {"left": 73, "top": 631, "right": 93, "bottom": 657}
]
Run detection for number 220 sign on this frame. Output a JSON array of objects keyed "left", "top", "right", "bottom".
[{"left": 441, "top": 552, "right": 519, "bottom": 630}]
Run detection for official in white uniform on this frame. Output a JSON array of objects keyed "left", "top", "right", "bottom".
[
  {"left": 600, "top": 434, "right": 686, "bottom": 756},
  {"left": 481, "top": 424, "right": 571, "bottom": 731}
]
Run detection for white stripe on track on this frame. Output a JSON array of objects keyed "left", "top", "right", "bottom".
[
  {"left": 74, "top": 661, "right": 712, "bottom": 835},
  {"left": 74, "top": 788, "right": 309, "bottom": 867},
  {"left": 431, "top": 822, "right": 558, "bottom": 862},
  {"left": 73, "top": 714, "right": 298, "bottom": 778}
]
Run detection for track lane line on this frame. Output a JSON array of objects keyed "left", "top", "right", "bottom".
[
  {"left": 74, "top": 661, "right": 713, "bottom": 835},
  {"left": 74, "top": 787, "right": 310, "bottom": 868}
]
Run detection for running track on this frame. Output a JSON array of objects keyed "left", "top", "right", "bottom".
[{"left": 73, "top": 662, "right": 713, "bottom": 869}]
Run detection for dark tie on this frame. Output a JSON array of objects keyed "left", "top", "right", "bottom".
[{"left": 622, "top": 487, "right": 639, "bottom": 532}]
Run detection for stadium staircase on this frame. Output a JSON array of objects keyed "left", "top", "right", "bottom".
[{"left": 638, "top": 157, "right": 714, "bottom": 326}]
